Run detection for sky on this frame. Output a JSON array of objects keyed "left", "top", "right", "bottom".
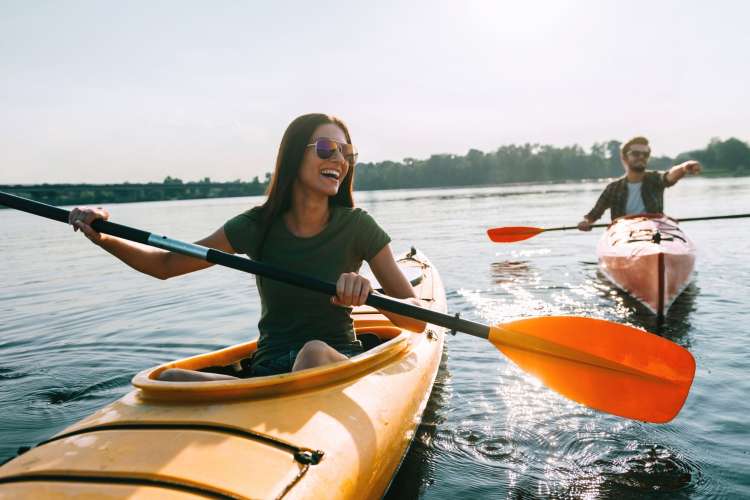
[{"left": 1, "top": 0, "right": 749, "bottom": 184}]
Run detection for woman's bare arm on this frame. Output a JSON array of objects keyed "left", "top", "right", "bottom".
[{"left": 69, "top": 207, "right": 235, "bottom": 280}]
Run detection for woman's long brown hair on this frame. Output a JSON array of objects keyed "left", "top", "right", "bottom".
[{"left": 256, "top": 113, "right": 356, "bottom": 258}]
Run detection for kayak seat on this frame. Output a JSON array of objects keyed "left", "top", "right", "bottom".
[
  {"left": 354, "top": 325, "right": 404, "bottom": 351},
  {"left": 357, "top": 332, "right": 384, "bottom": 351}
]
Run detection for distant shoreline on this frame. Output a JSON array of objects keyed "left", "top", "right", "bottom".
[
  {"left": 1, "top": 171, "right": 744, "bottom": 208},
  {"left": 1, "top": 177, "right": 609, "bottom": 207},
  {"left": 3, "top": 135, "right": 747, "bottom": 206},
  {"left": 0, "top": 180, "right": 267, "bottom": 207}
]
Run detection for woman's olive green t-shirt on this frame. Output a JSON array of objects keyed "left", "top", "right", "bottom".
[{"left": 223, "top": 206, "right": 391, "bottom": 365}]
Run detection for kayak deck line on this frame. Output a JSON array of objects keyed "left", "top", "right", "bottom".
[
  {"left": 0, "top": 474, "right": 241, "bottom": 500},
  {"left": 35, "top": 422, "right": 324, "bottom": 465},
  {"left": 658, "top": 252, "right": 665, "bottom": 317},
  {"left": 0, "top": 423, "right": 322, "bottom": 500}
]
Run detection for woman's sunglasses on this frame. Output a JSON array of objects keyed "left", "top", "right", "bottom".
[{"left": 306, "top": 138, "right": 358, "bottom": 165}]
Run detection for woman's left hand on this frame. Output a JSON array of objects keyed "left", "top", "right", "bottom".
[{"left": 332, "top": 272, "right": 371, "bottom": 307}]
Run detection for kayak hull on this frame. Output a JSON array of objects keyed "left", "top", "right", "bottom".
[
  {"left": 0, "top": 250, "right": 446, "bottom": 500},
  {"left": 597, "top": 215, "right": 695, "bottom": 317}
]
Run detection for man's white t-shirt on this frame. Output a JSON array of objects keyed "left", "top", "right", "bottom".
[{"left": 626, "top": 182, "right": 646, "bottom": 215}]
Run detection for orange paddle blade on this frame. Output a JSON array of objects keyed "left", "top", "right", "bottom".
[
  {"left": 487, "top": 226, "right": 544, "bottom": 242},
  {"left": 489, "top": 316, "right": 695, "bottom": 423}
]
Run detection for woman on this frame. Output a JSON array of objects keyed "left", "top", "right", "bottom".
[{"left": 68, "top": 113, "right": 425, "bottom": 381}]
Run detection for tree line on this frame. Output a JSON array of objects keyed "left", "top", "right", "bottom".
[
  {"left": 0, "top": 178, "right": 268, "bottom": 206},
  {"left": 354, "top": 137, "right": 749, "bottom": 190},
  {"left": 2, "top": 137, "right": 747, "bottom": 205}
]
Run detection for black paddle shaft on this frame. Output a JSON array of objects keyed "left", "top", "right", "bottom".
[
  {"left": 0, "top": 191, "right": 490, "bottom": 340},
  {"left": 549, "top": 212, "right": 750, "bottom": 232}
]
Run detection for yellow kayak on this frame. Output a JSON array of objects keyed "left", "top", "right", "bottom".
[{"left": 0, "top": 250, "right": 446, "bottom": 499}]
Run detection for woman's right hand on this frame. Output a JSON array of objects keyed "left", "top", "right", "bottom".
[
  {"left": 331, "top": 272, "right": 372, "bottom": 307},
  {"left": 68, "top": 207, "right": 110, "bottom": 244}
]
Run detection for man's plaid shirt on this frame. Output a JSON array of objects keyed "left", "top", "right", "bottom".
[{"left": 585, "top": 170, "right": 675, "bottom": 222}]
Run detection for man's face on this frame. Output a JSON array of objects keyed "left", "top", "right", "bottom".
[{"left": 624, "top": 144, "right": 650, "bottom": 173}]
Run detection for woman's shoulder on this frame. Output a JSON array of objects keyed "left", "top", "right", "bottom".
[
  {"left": 333, "top": 206, "right": 376, "bottom": 224},
  {"left": 334, "top": 205, "right": 371, "bottom": 217},
  {"left": 223, "top": 206, "right": 265, "bottom": 255},
  {"left": 230, "top": 206, "right": 264, "bottom": 224}
]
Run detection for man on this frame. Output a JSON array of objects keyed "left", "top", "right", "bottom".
[{"left": 578, "top": 136, "right": 702, "bottom": 230}]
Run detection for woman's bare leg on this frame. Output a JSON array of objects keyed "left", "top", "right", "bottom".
[{"left": 292, "top": 340, "right": 347, "bottom": 371}]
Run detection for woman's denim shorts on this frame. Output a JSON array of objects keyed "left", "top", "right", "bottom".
[{"left": 248, "top": 340, "right": 364, "bottom": 377}]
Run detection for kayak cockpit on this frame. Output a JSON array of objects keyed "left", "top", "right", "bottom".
[{"left": 132, "top": 322, "right": 421, "bottom": 402}]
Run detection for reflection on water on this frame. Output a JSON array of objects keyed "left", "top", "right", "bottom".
[
  {"left": 490, "top": 260, "right": 532, "bottom": 285},
  {"left": 642, "top": 283, "right": 699, "bottom": 344},
  {"left": 595, "top": 444, "right": 698, "bottom": 497},
  {"left": 596, "top": 269, "right": 699, "bottom": 347},
  {"left": 385, "top": 347, "right": 450, "bottom": 499}
]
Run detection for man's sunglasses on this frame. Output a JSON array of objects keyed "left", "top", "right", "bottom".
[
  {"left": 628, "top": 150, "right": 650, "bottom": 159},
  {"left": 306, "top": 138, "right": 358, "bottom": 165}
]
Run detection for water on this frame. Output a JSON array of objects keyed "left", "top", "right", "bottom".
[{"left": 2, "top": 177, "right": 749, "bottom": 498}]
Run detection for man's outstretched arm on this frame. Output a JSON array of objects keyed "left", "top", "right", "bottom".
[{"left": 665, "top": 160, "right": 702, "bottom": 186}]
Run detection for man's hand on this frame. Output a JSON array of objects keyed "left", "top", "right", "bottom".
[
  {"left": 680, "top": 160, "right": 702, "bottom": 175},
  {"left": 577, "top": 219, "right": 592, "bottom": 231}
]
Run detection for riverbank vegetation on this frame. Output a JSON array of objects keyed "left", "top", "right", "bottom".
[{"left": 3, "top": 137, "right": 747, "bottom": 205}]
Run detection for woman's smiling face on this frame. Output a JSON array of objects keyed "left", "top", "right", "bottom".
[{"left": 296, "top": 123, "right": 350, "bottom": 198}]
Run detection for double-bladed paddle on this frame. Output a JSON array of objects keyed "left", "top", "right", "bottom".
[
  {"left": 0, "top": 191, "right": 695, "bottom": 423},
  {"left": 487, "top": 213, "right": 750, "bottom": 243}
]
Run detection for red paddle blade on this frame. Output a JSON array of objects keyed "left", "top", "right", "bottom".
[
  {"left": 488, "top": 316, "right": 695, "bottom": 423},
  {"left": 487, "top": 227, "right": 544, "bottom": 243}
]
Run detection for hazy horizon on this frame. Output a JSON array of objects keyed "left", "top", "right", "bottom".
[{"left": 2, "top": 1, "right": 749, "bottom": 184}]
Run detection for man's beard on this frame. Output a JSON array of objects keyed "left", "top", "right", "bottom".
[{"left": 629, "top": 164, "right": 646, "bottom": 173}]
